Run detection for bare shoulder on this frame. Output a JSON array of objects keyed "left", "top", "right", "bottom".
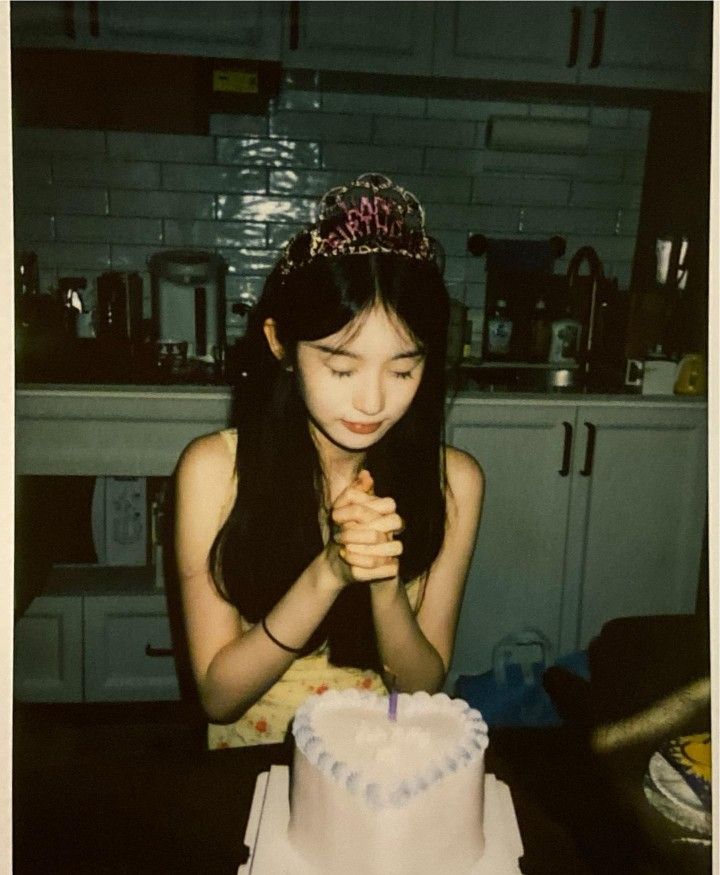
[
  {"left": 444, "top": 445, "right": 484, "bottom": 515},
  {"left": 175, "top": 430, "right": 236, "bottom": 493}
]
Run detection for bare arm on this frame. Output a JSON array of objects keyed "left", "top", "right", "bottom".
[
  {"left": 174, "top": 435, "right": 405, "bottom": 723},
  {"left": 175, "top": 434, "right": 343, "bottom": 723},
  {"left": 337, "top": 448, "right": 484, "bottom": 693}
]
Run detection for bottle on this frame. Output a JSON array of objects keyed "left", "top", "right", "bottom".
[
  {"left": 548, "top": 306, "right": 582, "bottom": 364},
  {"left": 529, "top": 298, "right": 551, "bottom": 361},
  {"left": 485, "top": 298, "right": 513, "bottom": 358}
]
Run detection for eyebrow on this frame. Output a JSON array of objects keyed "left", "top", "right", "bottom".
[{"left": 310, "top": 343, "right": 424, "bottom": 361}]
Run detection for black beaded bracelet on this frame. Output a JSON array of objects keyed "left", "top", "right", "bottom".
[{"left": 261, "top": 617, "right": 305, "bottom": 655}]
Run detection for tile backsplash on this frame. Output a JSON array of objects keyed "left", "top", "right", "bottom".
[{"left": 12, "top": 72, "right": 649, "bottom": 341}]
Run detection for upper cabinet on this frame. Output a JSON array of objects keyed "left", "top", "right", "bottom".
[
  {"left": 575, "top": 1, "right": 713, "bottom": 91},
  {"left": 11, "top": 1, "right": 712, "bottom": 92},
  {"left": 432, "top": 1, "right": 712, "bottom": 91},
  {"left": 11, "top": 1, "right": 283, "bottom": 59},
  {"left": 432, "top": 2, "right": 581, "bottom": 85},
  {"left": 280, "top": 1, "right": 435, "bottom": 76}
]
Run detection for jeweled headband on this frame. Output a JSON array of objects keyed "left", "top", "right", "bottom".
[{"left": 276, "top": 173, "right": 444, "bottom": 276}]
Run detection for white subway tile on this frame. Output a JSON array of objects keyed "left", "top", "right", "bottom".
[
  {"left": 56, "top": 215, "right": 162, "bottom": 245},
  {"left": 276, "top": 89, "right": 321, "bottom": 112},
  {"left": 426, "top": 99, "right": 529, "bottom": 121},
  {"left": 392, "top": 173, "right": 472, "bottom": 204},
  {"left": 162, "top": 164, "right": 266, "bottom": 193},
  {"left": 110, "top": 244, "right": 161, "bottom": 271},
  {"left": 225, "top": 274, "right": 266, "bottom": 301},
  {"left": 216, "top": 194, "right": 315, "bottom": 224},
  {"left": 52, "top": 158, "right": 160, "bottom": 188},
  {"left": 107, "top": 132, "right": 214, "bottom": 163},
  {"left": 430, "top": 203, "right": 519, "bottom": 233},
  {"left": 374, "top": 118, "right": 476, "bottom": 148},
  {"left": 564, "top": 235, "right": 637, "bottom": 263},
  {"left": 529, "top": 104, "right": 590, "bottom": 120},
  {"left": 521, "top": 206, "right": 618, "bottom": 235},
  {"left": 32, "top": 242, "right": 111, "bottom": 270},
  {"left": 13, "top": 128, "right": 106, "bottom": 156},
  {"left": 588, "top": 126, "right": 649, "bottom": 154},
  {"left": 576, "top": 154, "right": 625, "bottom": 182},
  {"left": 424, "top": 148, "right": 483, "bottom": 175},
  {"left": 12, "top": 157, "right": 53, "bottom": 186},
  {"left": 472, "top": 174, "right": 571, "bottom": 206},
  {"left": 14, "top": 214, "right": 55, "bottom": 242},
  {"left": 217, "top": 137, "right": 320, "bottom": 168},
  {"left": 322, "top": 92, "right": 425, "bottom": 117},
  {"left": 482, "top": 151, "right": 581, "bottom": 175},
  {"left": 267, "top": 223, "right": 304, "bottom": 250},
  {"left": 464, "top": 282, "right": 486, "bottom": 309},
  {"left": 209, "top": 114, "right": 268, "bottom": 137},
  {"left": 219, "top": 247, "right": 279, "bottom": 276},
  {"left": 323, "top": 143, "right": 423, "bottom": 173},
  {"left": 590, "top": 106, "right": 630, "bottom": 128},
  {"left": 111, "top": 189, "right": 215, "bottom": 219},
  {"left": 270, "top": 111, "right": 373, "bottom": 143},
  {"left": 571, "top": 181, "right": 643, "bottom": 209},
  {"left": 14, "top": 185, "right": 109, "bottom": 216},
  {"left": 164, "top": 219, "right": 267, "bottom": 249},
  {"left": 434, "top": 230, "right": 473, "bottom": 257},
  {"left": 623, "top": 153, "right": 647, "bottom": 183},
  {"left": 269, "top": 169, "right": 339, "bottom": 196}
]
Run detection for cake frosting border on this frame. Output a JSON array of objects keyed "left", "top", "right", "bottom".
[{"left": 292, "top": 689, "right": 488, "bottom": 811}]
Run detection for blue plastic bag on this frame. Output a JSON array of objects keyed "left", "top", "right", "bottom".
[{"left": 455, "top": 628, "right": 589, "bottom": 727}]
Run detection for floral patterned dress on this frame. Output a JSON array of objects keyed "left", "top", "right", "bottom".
[{"left": 206, "top": 430, "right": 423, "bottom": 750}]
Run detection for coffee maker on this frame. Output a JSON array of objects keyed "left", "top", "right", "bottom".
[{"left": 148, "top": 250, "right": 227, "bottom": 367}]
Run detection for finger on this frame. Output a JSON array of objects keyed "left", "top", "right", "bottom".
[
  {"left": 351, "top": 562, "right": 399, "bottom": 582},
  {"left": 356, "top": 469, "right": 374, "bottom": 494},
  {"left": 365, "top": 513, "right": 405, "bottom": 535},
  {"left": 333, "top": 489, "right": 391, "bottom": 512},
  {"left": 332, "top": 503, "right": 387, "bottom": 526},
  {"left": 342, "top": 540, "right": 403, "bottom": 559},
  {"left": 335, "top": 527, "right": 385, "bottom": 546}
]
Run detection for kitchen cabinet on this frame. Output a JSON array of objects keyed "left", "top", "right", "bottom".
[
  {"left": 280, "top": 1, "right": 435, "bottom": 76},
  {"left": 432, "top": 1, "right": 711, "bottom": 92},
  {"left": 446, "top": 396, "right": 706, "bottom": 688},
  {"left": 11, "top": 1, "right": 282, "bottom": 60},
  {"left": 14, "top": 592, "right": 84, "bottom": 702},
  {"left": 14, "top": 567, "right": 181, "bottom": 703}
]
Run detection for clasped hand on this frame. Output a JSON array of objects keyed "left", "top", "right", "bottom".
[{"left": 328, "top": 470, "right": 404, "bottom": 585}]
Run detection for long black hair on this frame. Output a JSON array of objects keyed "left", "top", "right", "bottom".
[{"left": 210, "top": 252, "right": 450, "bottom": 671}]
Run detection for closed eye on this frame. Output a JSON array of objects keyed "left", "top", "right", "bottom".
[{"left": 329, "top": 368, "right": 353, "bottom": 378}]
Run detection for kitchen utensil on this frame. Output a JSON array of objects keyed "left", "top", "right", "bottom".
[
  {"left": 96, "top": 271, "right": 143, "bottom": 341},
  {"left": 148, "top": 249, "right": 226, "bottom": 366},
  {"left": 642, "top": 358, "right": 678, "bottom": 395},
  {"left": 625, "top": 359, "right": 644, "bottom": 392}
]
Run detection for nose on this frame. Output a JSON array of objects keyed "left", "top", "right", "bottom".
[{"left": 353, "top": 374, "right": 384, "bottom": 417}]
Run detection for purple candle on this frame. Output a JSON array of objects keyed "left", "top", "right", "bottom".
[{"left": 388, "top": 689, "right": 398, "bottom": 722}]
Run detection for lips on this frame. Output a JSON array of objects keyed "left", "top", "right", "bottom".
[{"left": 342, "top": 420, "right": 383, "bottom": 435}]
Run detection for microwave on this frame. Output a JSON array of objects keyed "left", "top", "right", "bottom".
[{"left": 91, "top": 476, "right": 147, "bottom": 565}]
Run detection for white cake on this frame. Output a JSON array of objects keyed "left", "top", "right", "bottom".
[{"left": 289, "top": 689, "right": 488, "bottom": 875}]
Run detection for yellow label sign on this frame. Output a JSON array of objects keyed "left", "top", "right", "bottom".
[{"left": 213, "top": 69, "right": 259, "bottom": 94}]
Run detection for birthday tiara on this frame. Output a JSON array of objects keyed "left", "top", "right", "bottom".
[{"left": 276, "top": 173, "right": 444, "bottom": 276}]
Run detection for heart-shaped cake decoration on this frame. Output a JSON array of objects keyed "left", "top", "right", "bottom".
[{"left": 292, "top": 689, "right": 488, "bottom": 810}]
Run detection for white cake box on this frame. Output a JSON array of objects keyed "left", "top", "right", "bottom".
[{"left": 238, "top": 766, "right": 523, "bottom": 875}]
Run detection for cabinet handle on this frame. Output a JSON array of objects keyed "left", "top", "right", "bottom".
[
  {"left": 88, "top": 1, "right": 99, "bottom": 38},
  {"left": 145, "top": 643, "right": 174, "bottom": 658},
  {"left": 567, "top": 6, "right": 582, "bottom": 68},
  {"left": 589, "top": 6, "right": 606, "bottom": 68},
  {"left": 558, "top": 421, "right": 573, "bottom": 476},
  {"left": 580, "top": 421, "right": 597, "bottom": 476},
  {"left": 289, "top": 0, "right": 300, "bottom": 50},
  {"left": 63, "top": 2, "right": 75, "bottom": 39}
]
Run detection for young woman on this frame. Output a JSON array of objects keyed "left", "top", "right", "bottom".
[{"left": 174, "top": 174, "right": 484, "bottom": 749}]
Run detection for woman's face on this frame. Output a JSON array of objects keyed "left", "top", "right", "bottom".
[{"left": 295, "top": 305, "right": 426, "bottom": 453}]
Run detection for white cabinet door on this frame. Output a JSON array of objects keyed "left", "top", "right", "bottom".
[
  {"left": 281, "top": 1, "right": 435, "bottom": 75},
  {"left": 578, "top": 1, "right": 712, "bottom": 92},
  {"left": 11, "top": 1, "right": 78, "bottom": 49},
  {"left": 96, "top": 1, "right": 281, "bottom": 59},
  {"left": 432, "top": 2, "right": 580, "bottom": 84},
  {"left": 12, "top": 1, "right": 282, "bottom": 59},
  {"left": 445, "top": 399, "right": 576, "bottom": 686},
  {"left": 561, "top": 404, "right": 707, "bottom": 651},
  {"left": 14, "top": 595, "right": 83, "bottom": 702},
  {"left": 84, "top": 594, "right": 180, "bottom": 701}
]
